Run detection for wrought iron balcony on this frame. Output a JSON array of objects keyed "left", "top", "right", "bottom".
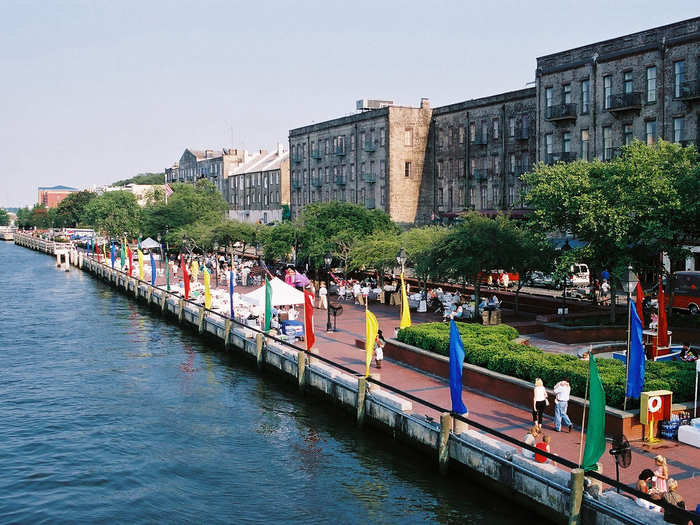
[
  {"left": 335, "top": 145, "right": 346, "bottom": 156},
  {"left": 607, "top": 92, "right": 642, "bottom": 112},
  {"left": 473, "top": 169, "right": 489, "bottom": 182},
  {"left": 544, "top": 103, "right": 577, "bottom": 121},
  {"left": 362, "top": 173, "right": 377, "bottom": 183},
  {"left": 363, "top": 140, "right": 376, "bottom": 152},
  {"left": 675, "top": 80, "right": 700, "bottom": 101},
  {"left": 545, "top": 152, "right": 577, "bottom": 165},
  {"left": 364, "top": 198, "right": 376, "bottom": 209},
  {"left": 311, "top": 148, "right": 322, "bottom": 160},
  {"left": 335, "top": 175, "right": 346, "bottom": 186},
  {"left": 291, "top": 180, "right": 302, "bottom": 189},
  {"left": 311, "top": 178, "right": 322, "bottom": 188},
  {"left": 292, "top": 153, "right": 303, "bottom": 163}
]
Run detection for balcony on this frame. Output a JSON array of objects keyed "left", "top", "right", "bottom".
[
  {"left": 362, "top": 140, "right": 376, "bottom": 153},
  {"left": 675, "top": 80, "right": 700, "bottom": 101},
  {"left": 335, "top": 175, "right": 347, "bottom": 186},
  {"left": 473, "top": 169, "right": 489, "bottom": 182},
  {"left": 311, "top": 178, "right": 322, "bottom": 188},
  {"left": 335, "top": 145, "right": 346, "bottom": 156},
  {"left": 471, "top": 135, "right": 487, "bottom": 146},
  {"left": 291, "top": 180, "right": 302, "bottom": 190},
  {"left": 364, "top": 198, "right": 376, "bottom": 209},
  {"left": 545, "top": 152, "right": 577, "bottom": 165},
  {"left": 544, "top": 103, "right": 577, "bottom": 121},
  {"left": 362, "top": 173, "right": 377, "bottom": 183},
  {"left": 292, "top": 153, "right": 303, "bottom": 163},
  {"left": 516, "top": 127, "right": 531, "bottom": 140},
  {"left": 311, "top": 148, "right": 322, "bottom": 160},
  {"left": 607, "top": 92, "right": 642, "bottom": 113}
]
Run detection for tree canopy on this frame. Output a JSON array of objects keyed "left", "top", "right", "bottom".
[
  {"left": 112, "top": 173, "right": 165, "bottom": 186},
  {"left": 54, "top": 190, "right": 96, "bottom": 228},
  {"left": 0, "top": 208, "right": 9, "bottom": 226},
  {"left": 82, "top": 191, "right": 141, "bottom": 238}
]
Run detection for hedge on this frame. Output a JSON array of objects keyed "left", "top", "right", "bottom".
[{"left": 397, "top": 322, "right": 696, "bottom": 410}]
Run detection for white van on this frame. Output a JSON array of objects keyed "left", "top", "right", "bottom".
[{"left": 568, "top": 263, "right": 590, "bottom": 287}]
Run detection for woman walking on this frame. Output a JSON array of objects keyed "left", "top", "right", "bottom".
[{"left": 532, "top": 378, "right": 549, "bottom": 429}]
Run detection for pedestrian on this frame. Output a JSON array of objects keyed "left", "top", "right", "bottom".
[
  {"left": 374, "top": 329, "right": 385, "bottom": 368},
  {"left": 601, "top": 279, "right": 610, "bottom": 305},
  {"left": 534, "top": 434, "right": 551, "bottom": 463},
  {"left": 661, "top": 479, "right": 688, "bottom": 524},
  {"left": 522, "top": 425, "right": 541, "bottom": 459},
  {"left": 318, "top": 282, "right": 328, "bottom": 310},
  {"left": 680, "top": 342, "right": 698, "bottom": 362},
  {"left": 653, "top": 455, "right": 669, "bottom": 493},
  {"left": 532, "top": 378, "right": 549, "bottom": 429},
  {"left": 553, "top": 379, "right": 573, "bottom": 432},
  {"left": 353, "top": 281, "right": 361, "bottom": 305}
]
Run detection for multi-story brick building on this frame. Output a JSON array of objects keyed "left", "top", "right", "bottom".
[
  {"left": 165, "top": 148, "right": 248, "bottom": 202},
  {"left": 536, "top": 17, "right": 700, "bottom": 163},
  {"left": 228, "top": 144, "right": 290, "bottom": 224},
  {"left": 38, "top": 185, "right": 79, "bottom": 208},
  {"left": 427, "top": 88, "right": 536, "bottom": 220},
  {"left": 288, "top": 98, "right": 432, "bottom": 223}
]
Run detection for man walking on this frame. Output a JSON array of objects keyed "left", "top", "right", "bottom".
[{"left": 553, "top": 379, "right": 573, "bottom": 432}]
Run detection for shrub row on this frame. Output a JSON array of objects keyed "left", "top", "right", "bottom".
[{"left": 396, "top": 322, "right": 696, "bottom": 410}]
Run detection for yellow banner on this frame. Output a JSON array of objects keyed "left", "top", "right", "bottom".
[
  {"left": 365, "top": 309, "right": 378, "bottom": 377},
  {"left": 400, "top": 272, "right": 412, "bottom": 329},
  {"left": 137, "top": 250, "right": 144, "bottom": 280},
  {"left": 203, "top": 269, "right": 211, "bottom": 309}
]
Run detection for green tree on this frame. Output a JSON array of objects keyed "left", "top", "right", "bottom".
[
  {"left": 54, "top": 191, "right": 96, "bottom": 228},
  {"left": 211, "top": 220, "right": 257, "bottom": 254},
  {"left": 112, "top": 173, "right": 165, "bottom": 186},
  {"left": 82, "top": 191, "right": 141, "bottom": 238},
  {"left": 0, "top": 208, "right": 9, "bottom": 226},
  {"left": 261, "top": 222, "right": 299, "bottom": 263},
  {"left": 400, "top": 226, "right": 449, "bottom": 291},
  {"left": 348, "top": 231, "right": 401, "bottom": 286}
]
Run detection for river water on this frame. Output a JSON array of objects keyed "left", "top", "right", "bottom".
[{"left": 0, "top": 242, "right": 525, "bottom": 524}]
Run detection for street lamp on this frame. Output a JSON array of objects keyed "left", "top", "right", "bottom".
[
  {"left": 396, "top": 247, "right": 407, "bottom": 275},
  {"left": 324, "top": 251, "right": 333, "bottom": 332},
  {"left": 621, "top": 265, "right": 639, "bottom": 411}
]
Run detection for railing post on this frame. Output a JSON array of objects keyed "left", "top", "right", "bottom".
[
  {"left": 223, "top": 318, "right": 232, "bottom": 349},
  {"left": 297, "top": 350, "right": 307, "bottom": 392},
  {"left": 178, "top": 298, "right": 185, "bottom": 323},
  {"left": 255, "top": 333, "right": 264, "bottom": 370},
  {"left": 146, "top": 285, "right": 152, "bottom": 305},
  {"left": 356, "top": 376, "right": 367, "bottom": 427},
  {"left": 161, "top": 292, "right": 168, "bottom": 313},
  {"left": 198, "top": 306, "right": 205, "bottom": 334},
  {"left": 438, "top": 412, "right": 452, "bottom": 475},
  {"left": 568, "top": 468, "right": 585, "bottom": 525}
]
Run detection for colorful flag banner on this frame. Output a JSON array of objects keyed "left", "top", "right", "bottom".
[
  {"left": 582, "top": 355, "right": 606, "bottom": 471},
  {"left": 264, "top": 276, "right": 272, "bottom": 332},
  {"left": 229, "top": 267, "right": 235, "bottom": 319},
  {"left": 635, "top": 282, "right": 644, "bottom": 328},
  {"left": 165, "top": 182, "right": 173, "bottom": 201},
  {"left": 626, "top": 299, "right": 646, "bottom": 399},
  {"left": 400, "top": 272, "right": 412, "bottom": 329},
  {"left": 364, "top": 308, "right": 379, "bottom": 377},
  {"left": 120, "top": 242, "right": 125, "bottom": 271},
  {"left": 181, "top": 254, "right": 190, "bottom": 300},
  {"left": 448, "top": 319, "right": 468, "bottom": 414},
  {"left": 137, "top": 249, "right": 144, "bottom": 280},
  {"left": 102, "top": 241, "right": 107, "bottom": 262},
  {"left": 304, "top": 290, "right": 315, "bottom": 352},
  {"left": 110, "top": 242, "right": 116, "bottom": 268},
  {"left": 150, "top": 251, "right": 156, "bottom": 287},
  {"left": 127, "top": 246, "right": 133, "bottom": 276}
]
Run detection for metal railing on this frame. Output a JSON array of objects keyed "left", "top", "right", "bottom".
[
  {"left": 675, "top": 79, "right": 700, "bottom": 100},
  {"left": 334, "top": 145, "right": 346, "bottom": 156},
  {"left": 292, "top": 153, "right": 303, "bottom": 163},
  {"left": 545, "top": 152, "right": 577, "bottom": 165},
  {"left": 544, "top": 103, "right": 577, "bottom": 120},
  {"left": 362, "top": 173, "right": 377, "bottom": 183},
  {"left": 473, "top": 169, "right": 489, "bottom": 182},
  {"left": 311, "top": 178, "right": 322, "bottom": 187},
  {"left": 607, "top": 92, "right": 642, "bottom": 112}
]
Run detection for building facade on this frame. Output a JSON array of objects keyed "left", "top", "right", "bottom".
[
  {"left": 288, "top": 98, "right": 432, "bottom": 223},
  {"left": 38, "top": 185, "right": 79, "bottom": 208},
  {"left": 536, "top": 17, "right": 700, "bottom": 163},
  {"left": 228, "top": 144, "right": 290, "bottom": 224},
  {"left": 165, "top": 148, "right": 248, "bottom": 202}
]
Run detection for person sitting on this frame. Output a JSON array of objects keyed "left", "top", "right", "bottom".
[
  {"left": 489, "top": 295, "right": 501, "bottom": 309},
  {"left": 680, "top": 342, "right": 698, "bottom": 362},
  {"left": 522, "top": 426, "right": 540, "bottom": 460},
  {"left": 661, "top": 478, "right": 687, "bottom": 523},
  {"left": 534, "top": 434, "right": 551, "bottom": 463},
  {"left": 453, "top": 305, "right": 464, "bottom": 319},
  {"left": 634, "top": 469, "right": 662, "bottom": 512},
  {"left": 478, "top": 297, "right": 489, "bottom": 312},
  {"left": 288, "top": 306, "right": 299, "bottom": 321}
]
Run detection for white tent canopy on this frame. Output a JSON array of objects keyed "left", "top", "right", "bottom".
[
  {"left": 140, "top": 237, "right": 161, "bottom": 250},
  {"left": 241, "top": 277, "right": 305, "bottom": 306}
]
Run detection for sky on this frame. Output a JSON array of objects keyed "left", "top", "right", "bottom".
[{"left": 0, "top": 0, "right": 696, "bottom": 208}]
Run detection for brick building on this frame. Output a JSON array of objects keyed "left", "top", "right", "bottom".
[
  {"left": 536, "top": 17, "right": 700, "bottom": 163},
  {"left": 228, "top": 144, "right": 290, "bottom": 224},
  {"left": 288, "top": 98, "right": 432, "bottom": 223},
  {"left": 37, "top": 185, "right": 79, "bottom": 208}
]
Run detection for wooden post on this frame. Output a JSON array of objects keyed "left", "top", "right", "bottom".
[
  {"left": 223, "top": 318, "right": 232, "bottom": 349},
  {"left": 356, "top": 377, "right": 367, "bottom": 427},
  {"left": 178, "top": 298, "right": 185, "bottom": 323},
  {"left": 161, "top": 291, "right": 167, "bottom": 313},
  {"left": 256, "top": 333, "right": 264, "bottom": 370},
  {"left": 198, "top": 306, "right": 205, "bottom": 334},
  {"left": 568, "top": 468, "right": 585, "bottom": 525},
  {"left": 438, "top": 412, "right": 452, "bottom": 475},
  {"left": 297, "top": 350, "right": 307, "bottom": 392},
  {"left": 146, "top": 285, "right": 152, "bottom": 305}
]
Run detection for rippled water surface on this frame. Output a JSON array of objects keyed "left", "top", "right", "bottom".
[{"left": 0, "top": 242, "right": 524, "bottom": 524}]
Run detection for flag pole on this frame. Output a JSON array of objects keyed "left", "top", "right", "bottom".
[
  {"left": 624, "top": 297, "right": 632, "bottom": 412},
  {"left": 578, "top": 346, "right": 591, "bottom": 467}
]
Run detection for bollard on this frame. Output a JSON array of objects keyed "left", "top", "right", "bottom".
[
  {"left": 198, "top": 306, "right": 205, "bottom": 334},
  {"left": 356, "top": 376, "right": 367, "bottom": 427},
  {"left": 178, "top": 298, "right": 185, "bottom": 323},
  {"left": 56, "top": 253, "right": 61, "bottom": 267},
  {"left": 297, "top": 350, "right": 307, "bottom": 392},
  {"left": 223, "top": 318, "right": 232, "bottom": 349},
  {"left": 438, "top": 412, "right": 451, "bottom": 475},
  {"left": 453, "top": 412, "right": 469, "bottom": 435},
  {"left": 568, "top": 468, "right": 585, "bottom": 525},
  {"left": 255, "top": 333, "right": 264, "bottom": 370},
  {"left": 146, "top": 285, "right": 152, "bottom": 305}
]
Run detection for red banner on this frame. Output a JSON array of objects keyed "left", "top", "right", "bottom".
[
  {"left": 127, "top": 246, "right": 133, "bottom": 276},
  {"left": 635, "top": 282, "right": 644, "bottom": 328},
  {"left": 657, "top": 271, "right": 668, "bottom": 347},
  {"left": 182, "top": 255, "right": 190, "bottom": 300},
  {"left": 304, "top": 290, "right": 315, "bottom": 352}
]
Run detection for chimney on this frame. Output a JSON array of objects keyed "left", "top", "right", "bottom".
[
  {"left": 420, "top": 98, "right": 430, "bottom": 109},
  {"left": 277, "top": 143, "right": 284, "bottom": 155}
]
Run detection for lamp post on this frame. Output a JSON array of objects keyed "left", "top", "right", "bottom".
[
  {"left": 396, "top": 247, "right": 407, "bottom": 316},
  {"left": 157, "top": 233, "right": 162, "bottom": 271},
  {"left": 325, "top": 251, "right": 333, "bottom": 332},
  {"left": 213, "top": 241, "right": 219, "bottom": 286},
  {"left": 621, "top": 265, "right": 639, "bottom": 411}
]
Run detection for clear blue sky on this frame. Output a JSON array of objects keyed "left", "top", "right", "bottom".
[{"left": 0, "top": 0, "right": 695, "bottom": 207}]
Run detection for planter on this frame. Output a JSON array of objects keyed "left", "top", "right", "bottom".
[{"left": 543, "top": 323, "right": 627, "bottom": 344}]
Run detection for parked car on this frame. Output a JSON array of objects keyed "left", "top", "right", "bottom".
[{"left": 526, "top": 271, "right": 559, "bottom": 289}]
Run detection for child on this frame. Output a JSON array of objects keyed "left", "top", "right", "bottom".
[
  {"left": 535, "top": 434, "right": 551, "bottom": 463},
  {"left": 652, "top": 455, "right": 668, "bottom": 493}
]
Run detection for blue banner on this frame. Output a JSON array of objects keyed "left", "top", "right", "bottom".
[
  {"left": 110, "top": 243, "right": 116, "bottom": 268},
  {"left": 150, "top": 252, "right": 156, "bottom": 287},
  {"left": 626, "top": 299, "right": 646, "bottom": 399},
  {"left": 448, "top": 320, "right": 468, "bottom": 415},
  {"left": 229, "top": 267, "right": 235, "bottom": 319}
]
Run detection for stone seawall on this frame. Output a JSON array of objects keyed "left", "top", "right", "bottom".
[{"left": 13, "top": 233, "right": 669, "bottom": 525}]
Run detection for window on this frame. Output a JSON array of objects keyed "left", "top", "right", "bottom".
[
  {"left": 563, "top": 132, "right": 571, "bottom": 153},
  {"left": 469, "top": 187, "right": 475, "bottom": 207},
  {"left": 646, "top": 66, "right": 656, "bottom": 103},
  {"left": 481, "top": 121, "right": 488, "bottom": 143},
  {"left": 645, "top": 121, "right": 656, "bottom": 145},
  {"left": 404, "top": 128, "right": 413, "bottom": 146},
  {"left": 623, "top": 124, "right": 633, "bottom": 146},
  {"left": 459, "top": 126, "right": 465, "bottom": 144},
  {"left": 324, "top": 139, "right": 329, "bottom": 154},
  {"left": 562, "top": 84, "right": 572, "bottom": 104},
  {"left": 623, "top": 71, "right": 633, "bottom": 94},
  {"left": 522, "top": 115, "right": 529, "bottom": 137},
  {"left": 404, "top": 162, "right": 411, "bottom": 177},
  {"left": 438, "top": 188, "right": 444, "bottom": 206},
  {"left": 351, "top": 134, "right": 356, "bottom": 151},
  {"left": 673, "top": 117, "right": 685, "bottom": 143},
  {"left": 492, "top": 155, "right": 500, "bottom": 175},
  {"left": 469, "top": 122, "right": 476, "bottom": 142},
  {"left": 581, "top": 129, "right": 590, "bottom": 161},
  {"left": 458, "top": 159, "right": 464, "bottom": 177},
  {"left": 379, "top": 160, "right": 385, "bottom": 177},
  {"left": 447, "top": 126, "right": 453, "bottom": 146},
  {"left": 603, "top": 75, "right": 612, "bottom": 109},
  {"left": 509, "top": 118, "right": 515, "bottom": 137},
  {"left": 470, "top": 158, "right": 477, "bottom": 176},
  {"left": 325, "top": 166, "right": 329, "bottom": 183},
  {"left": 492, "top": 118, "right": 499, "bottom": 140},
  {"left": 510, "top": 153, "right": 516, "bottom": 174},
  {"left": 379, "top": 128, "right": 385, "bottom": 147},
  {"left": 545, "top": 134, "right": 553, "bottom": 156},
  {"left": 508, "top": 186, "right": 514, "bottom": 207},
  {"left": 521, "top": 152, "right": 530, "bottom": 172},
  {"left": 437, "top": 160, "right": 443, "bottom": 178},
  {"left": 350, "top": 164, "right": 355, "bottom": 181},
  {"left": 674, "top": 60, "right": 686, "bottom": 98},
  {"left": 603, "top": 126, "right": 612, "bottom": 160},
  {"left": 480, "top": 186, "right": 487, "bottom": 209},
  {"left": 350, "top": 189, "right": 355, "bottom": 202},
  {"left": 545, "top": 87, "right": 553, "bottom": 107}
]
